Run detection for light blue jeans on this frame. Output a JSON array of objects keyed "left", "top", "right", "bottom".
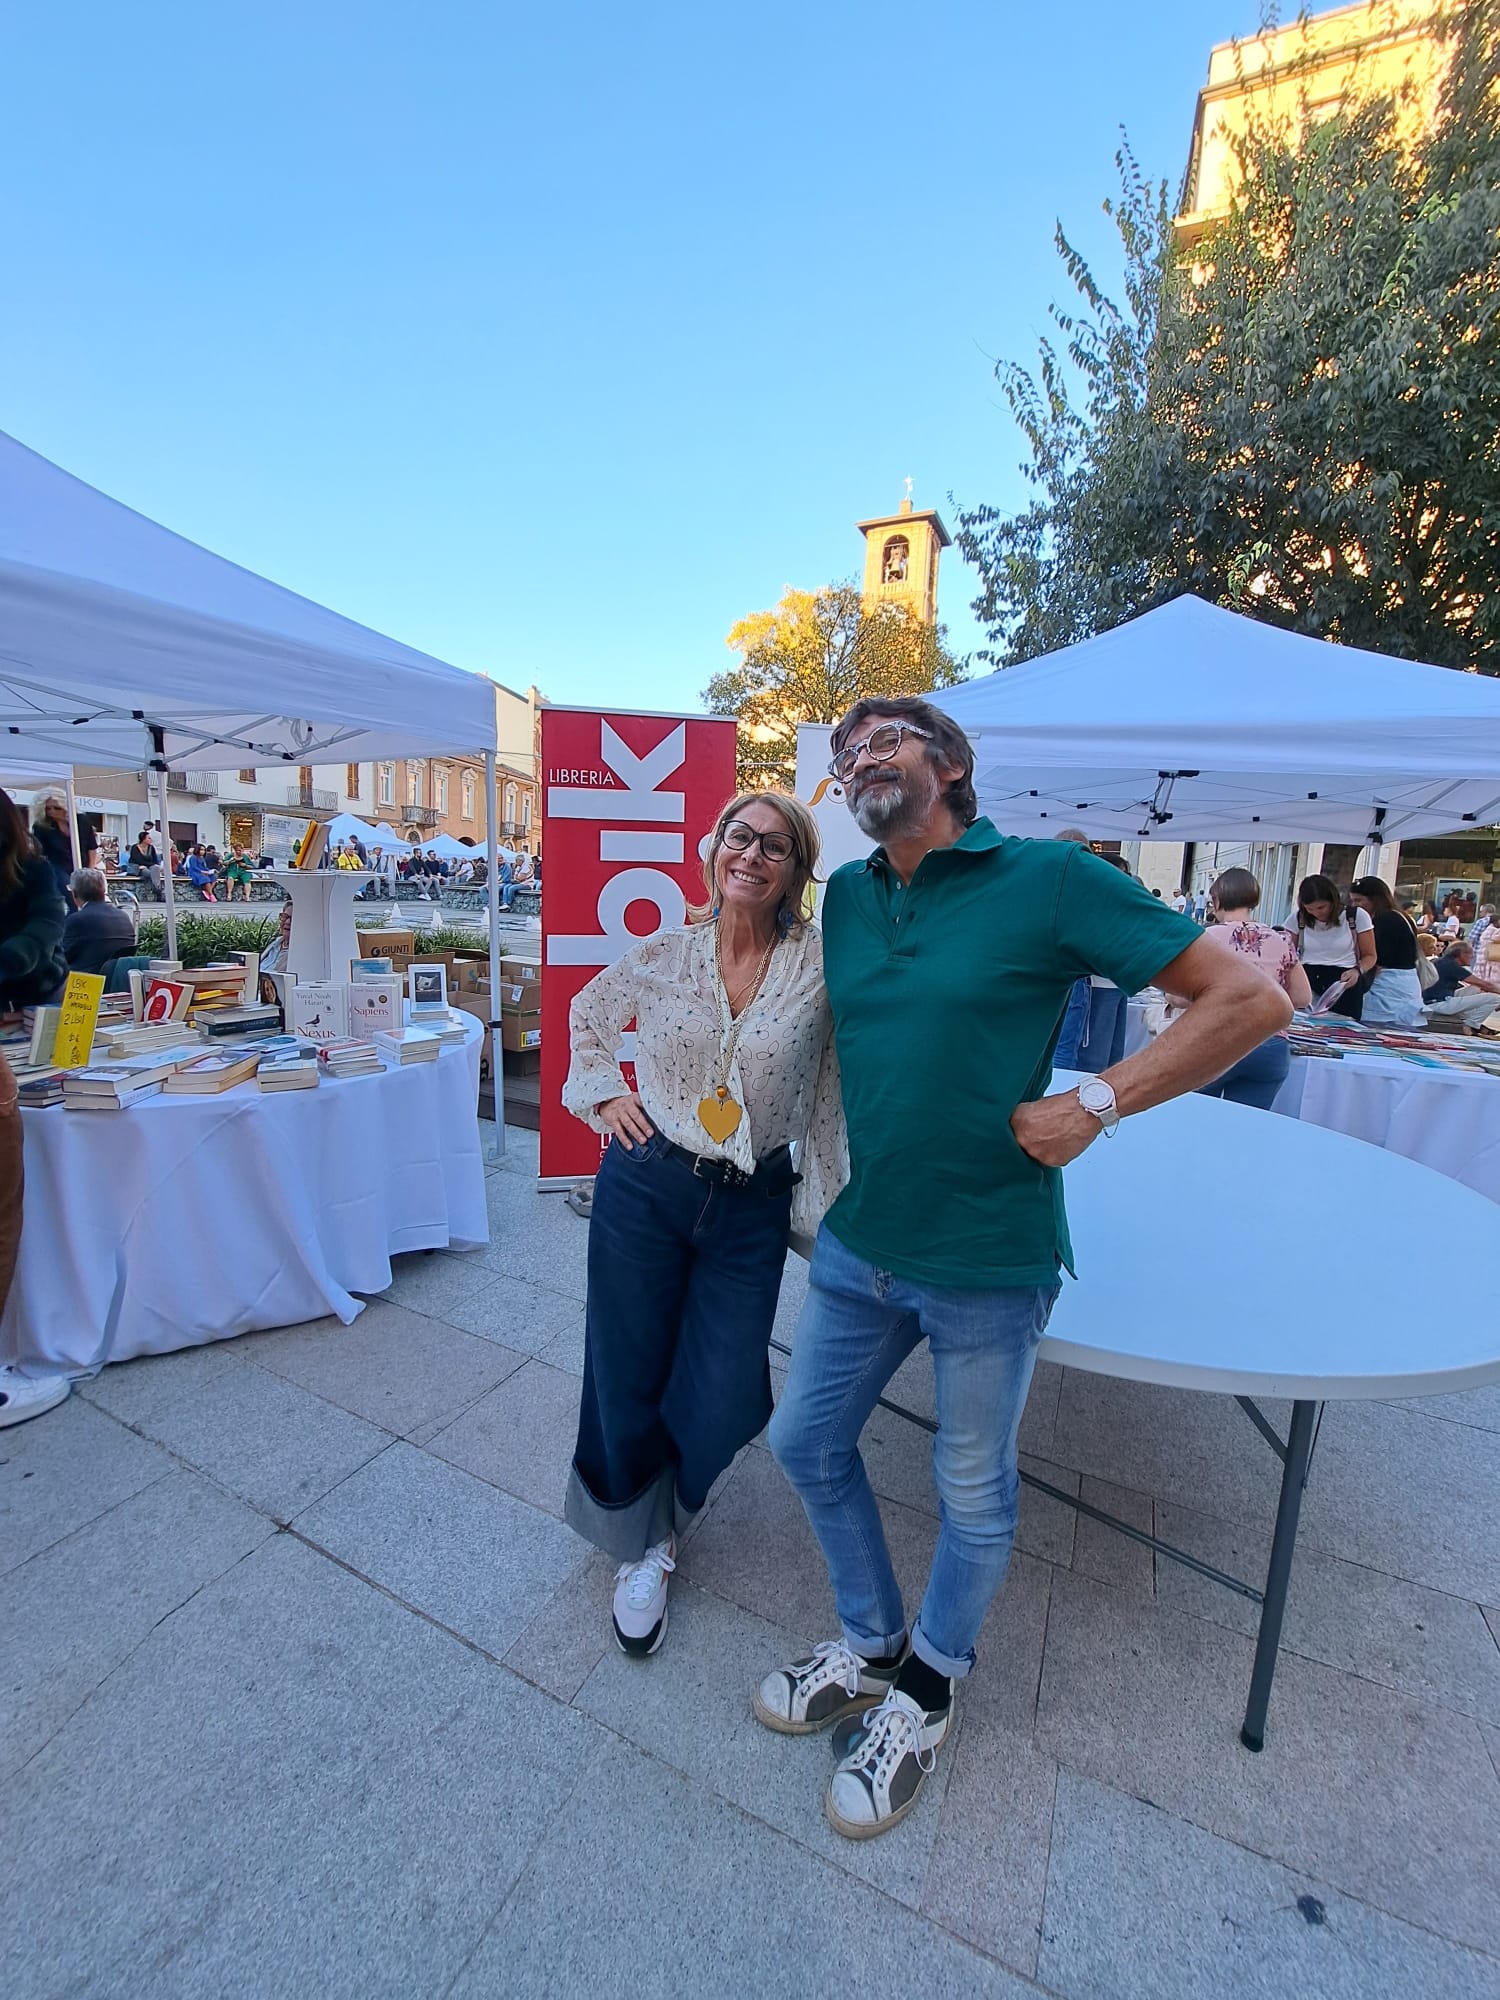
[{"left": 769, "top": 1226, "right": 1060, "bottom": 1680}]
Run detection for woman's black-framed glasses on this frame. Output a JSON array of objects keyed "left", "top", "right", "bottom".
[
  {"left": 721, "top": 820, "right": 798, "bottom": 864},
  {"left": 828, "top": 720, "right": 932, "bottom": 783}
]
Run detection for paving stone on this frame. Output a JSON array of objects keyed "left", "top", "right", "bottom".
[
  {"left": 1018, "top": 1359, "right": 1064, "bottom": 1459},
  {"left": 468, "top": 1187, "right": 590, "bottom": 1299},
  {"left": 1486, "top": 1604, "right": 1500, "bottom": 1650},
  {"left": 293, "top": 1440, "right": 587, "bottom": 1656},
  {"left": 79, "top": 1338, "right": 243, "bottom": 1425},
  {"left": 1, "top": 1535, "right": 595, "bottom": 2000},
  {"left": 0, "top": 1396, "right": 172, "bottom": 1575},
  {"left": 1039, "top": 1771, "right": 1500, "bottom": 2000},
  {"left": 1050, "top": 1372, "right": 1286, "bottom": 1527},
  {"left": 1035, "top": 1569, "right": 1500, "bottom": 1957},
  {"left": 922, "top": 1715, "right": 1058, "bottom": 1978},
  {"left": 452, "top": 1733, "right": 1036, "bottom": 1999},
  {"left": 1015, "top": 1455, "right": 1078, "bottom": 1567},
  {"left": 443, "top": 1273, "right": 585, "bottom": 1353},
  {"left": 0, "top": 1471, "right": 270, "bottom": 1780},
  {"left": 1070, "top": 1474, "right": 1154, "bottom": 1598},
  {"left": 533, "top": 1309, "right": 587, "bottom": 1377},
  {"left": 1154, "top": 1499, "right": 1500, "bottom": 1727},
  {"left": 90, "top": 1354, "right": 390, "bottom": 1523},
  {"left": 501, "top": 1549, "right": 615, "bottom": 1703},
  {"left": 424, "top": 1359, "right": 578, "bottom": 1516},
  {"left": 237, "top": 1298, "right": 525, "bottom": 1438},
  {"left": 1484, "top": 1721, "right": 1500, "bottom": 1787},
  {"left": 1382, "top": 1380, "right": 1500, "bottom": 1434},
  {"left": 374, "top": 1248, "right": 513, "bottom": 1332},
  {"left": 571, "top": 1577, "right": 959, "bottom": 1912}
]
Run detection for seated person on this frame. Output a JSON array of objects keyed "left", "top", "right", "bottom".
[
  {"left": 184, "top": 845, "right": 219, "bottom": 899},
  {"left": 62, "top": 868, "right": 137, "bottom": 976},
  {"left": 1425, "top": 941, "right": 1500, "bottom": 1030},
  {"left": 122, "top": 827, "right": 164, "bottom": 896}
]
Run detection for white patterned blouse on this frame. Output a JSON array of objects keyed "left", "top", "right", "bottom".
[{"left": 561, "top": 920, "right": 848, "bottom": 1238}]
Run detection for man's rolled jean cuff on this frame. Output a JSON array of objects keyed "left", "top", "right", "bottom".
[
  {"left": 911, "top": 1618, "right": 976, "bottom": 1682},
  {"left": 841, "top": 1621, "right": 909, "bottom": 1666}
]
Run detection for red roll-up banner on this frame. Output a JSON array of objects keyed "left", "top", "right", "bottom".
[{"left": 538, "top": 707, "right": 738, "bottom": 1186}]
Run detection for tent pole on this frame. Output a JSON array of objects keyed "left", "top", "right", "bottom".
[
  {"left": 484, "top": 749, "right": 505, "bottom": 1162},
  {"left": 63, "top": 769, "right": 84, "bottom": 874},
  {"left": 149, "top": 727, "right": 179, "bottom": 961}
]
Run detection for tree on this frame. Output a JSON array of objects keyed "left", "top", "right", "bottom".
[
  {"left": 703, "top": 583, "right": 967, "bottom": 791},
  {"left": 953, "top": 3, "right": 1500, "bottom": 672}
]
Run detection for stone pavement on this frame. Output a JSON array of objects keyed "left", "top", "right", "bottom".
[{"left": 4, "top": 1124, "right": 1500, "bottom": 1999}]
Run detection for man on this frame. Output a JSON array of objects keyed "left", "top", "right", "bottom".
[
  {"left": 753, "top": 696, "right": 1288, "bottom": 1840},
  {"left": 1424, "top": 941, "right": 1500, "bottom": 1030},
  {"left": 1171, "top": 889, "right": 1188, "bottom": 915},
  {"left": 62, "top": 868, "right": 137, "bottom": 977}
]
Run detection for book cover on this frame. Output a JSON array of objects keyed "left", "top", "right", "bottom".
[
  {"left": 408, "top": 962, "right": 448, "bottom": 1014},
  {"left": 351, "top": 957, "right": 394, "bottom": 978},
  {"left": 142, "top": 977, "right": 193, "bottom": 1024},
  {"left": 348, "top": 977, "right": 403, "bottom": 1041},
  {"left": 27, "top": 1005, "right": 62, "bottom": 1066},
  {"left": 162, "top": 1053, "right": 260, "bottom": 1094},
  {"left": 286, "top": 980, "right": 351, "bottom": 1044}
]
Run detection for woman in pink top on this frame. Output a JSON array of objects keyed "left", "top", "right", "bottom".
[{"left": 1193, "top": 868, "right": 1312, "bottom": 1110}]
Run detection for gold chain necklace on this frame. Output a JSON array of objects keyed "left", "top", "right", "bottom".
[{"left": 697, "top": 924, "right": 776, "bottom": 1143}]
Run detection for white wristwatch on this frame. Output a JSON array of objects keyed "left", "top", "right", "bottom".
[{"left": 1076, "top": 1077, "right": 1120, "bottom": 1137}]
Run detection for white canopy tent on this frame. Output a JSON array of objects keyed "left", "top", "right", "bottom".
[
  {"left": 930, "top": 596, "right": 1500, "bottom": 846},
  {"left": 0, "top": 431, "right": 506, "bottom": 1151}
]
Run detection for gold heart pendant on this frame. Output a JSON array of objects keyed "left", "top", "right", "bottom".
[{"left": 697, "top": 1094, "right": 743, "bottom": 1142}]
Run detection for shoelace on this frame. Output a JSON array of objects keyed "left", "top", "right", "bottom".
[
  {"left": 851, "top": 1695, "right": 938, "bottom": 1782},
  {"left": 616, "top": 1542, "right": 675, "bottom": 1608},
  {"left": 796, "top": 1639, "right": 865, "bottom": 1697}
]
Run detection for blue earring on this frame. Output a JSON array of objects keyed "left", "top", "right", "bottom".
[{"left": 712, "top": 902, "right": 721, "bottom": 918}]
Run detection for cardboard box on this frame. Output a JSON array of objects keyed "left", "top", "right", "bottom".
[
  {"left": 501, "top": 954, "right": 542, "bottom": 983},
  {"left": 451, "top": 960, "right": 488, "bottom": 995},
  {"left": 500, "top": 1012, "right": 542, "bottom": 1053},
  {"left": 357, "top": 928, "right": 414, "bottom": 956},
  {"left": 500, "top": 979, "right": 541, "bottom": 1015}
]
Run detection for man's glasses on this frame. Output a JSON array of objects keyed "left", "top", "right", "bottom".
[
  {"left": 828, "top": 720, "right": 932, "bottom": 782},
  {"left": 721, "top": 820, "right": 799, "bottom": 864}
]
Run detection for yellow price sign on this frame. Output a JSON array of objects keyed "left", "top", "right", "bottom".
[{"left": 52, "top": 972, "right": 107, "bottom": 1069}]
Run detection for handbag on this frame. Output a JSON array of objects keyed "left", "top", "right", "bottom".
[{"left": 1415, "top": 946, "right": 1439, "bottom": 992}]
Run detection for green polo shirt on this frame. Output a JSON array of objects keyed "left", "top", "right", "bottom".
[{"left": 821, "top": 819, "right": 1202, "bottom": 1288}]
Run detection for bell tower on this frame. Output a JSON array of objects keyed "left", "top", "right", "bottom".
[{"left": 858, "top": 480, "right": 951, "bottom": 626}]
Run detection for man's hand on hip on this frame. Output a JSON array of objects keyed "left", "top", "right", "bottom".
[{"left": 1011, "top": 1091, "right": 1099, "bottom": 1168}]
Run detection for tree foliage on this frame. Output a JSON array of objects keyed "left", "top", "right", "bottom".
[
  {"left": 954, "top": 2, "right": 1500, "bottom": 671},
  {"left": 703, "top": 583, "right": 966, "bottom": 791}
]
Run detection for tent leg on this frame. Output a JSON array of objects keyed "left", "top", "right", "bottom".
[
  {"left": 63, "top": 769, "right": 83, "bottom": 874},
  {"left": 151, "top": 740, "right": 178, "bottom": 962},
  {"left": 485, "top": 750, "right": 505, "bottom": 1163}
]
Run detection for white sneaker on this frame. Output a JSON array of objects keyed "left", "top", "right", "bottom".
[
  {"left": 0, "top": 1365, "right": 72, "bottom": 1428},
  {"left": 825, "top": 1686, "right": 951, "bottom": 1840},
  {"left": 612, "top": 1539, "right": 675, "bottom": 1656}
]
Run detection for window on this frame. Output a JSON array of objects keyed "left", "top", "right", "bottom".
[
  {"left": 298, "top": 765, "right": 314, "bottom": 806},
  {"left": 346, "top": 764, "right": 360, "bottom": 800},
  {"left": 461, "top": 770, "right": 474, "bottom": 820},
  {"left": 238, "top": 769, "right": 256, "bottom": 784},
  {"left": 504, "top": 783, "right": 517, "bottom": 825},
  {"left": 378, "top": 762, "right": 394, "bottom": 806},
  {"left": 407, "top": 765, "right": 422, "bottom": 807},
  {"left": 437, "top": 771, "right": 449, "bottom": 816},
  {"left": 522, "top": 793, "right": 531, "bottom": 828}
]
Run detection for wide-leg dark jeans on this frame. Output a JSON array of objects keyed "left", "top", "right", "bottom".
[{"left": 565, "top": 1133, "right": 792, "bottom": 1561}]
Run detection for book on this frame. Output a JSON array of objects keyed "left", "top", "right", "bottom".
[
  {"left": 27, "top": 1005, "right": 62, "bottom": 1066},
  {"left": 351, "top": 957, "right": 394, "bottom": 978},
  {"left": 142, "top": 976, "right": 193, "bottom": 1024},
  {"left": 197, "top": 1005, "right": 282, "bottom": 1040},
  {"left": 161, "top": 1052, "right": 261, "bottom": 1095},
  {"left": 258, "top": 1055, "right": 320, "bottom": 1091},
  {"left": 374, "top": 1027, "right": 441, "bottom": 1064},
  {"left": 317, "top": 1038, "right": 384, "bottom": 1078},
  {"left": 63, "top": 1059, "right": 181, "bottom": 1108},
  {"left": 292, "top": 821, "right": 330, "bottom": 871},
  {"left": 286, "top": 980, "right": 350, "bottom": 1044},
  {"left": 17, "top": 1071, "right": 65, "bottom": 1108},
  {"left": 408, "top": 962, "right": 449, "bottom": 1015},
  {"left": 348, "top": 977, "right": 403, "bottom": 1041}
]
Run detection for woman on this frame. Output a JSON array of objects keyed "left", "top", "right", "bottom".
[
  {"left": 1189, "top": 868, "right": 1311, "bottom": 1110},
  {"left": 223, "top": 845, "right": 254, "bottom": 900},
  {"left": 31, "top": 791, "right": 97, "bottom": 906},
  {"left": 184, "top": 844, "right": 219, "bottom": 900},
  {"left": 0, "top": 790, "right": 70, "bottom": 1428},
  {"left": 1291, "top": 875, "right": 1376, "bottom": 1020},
  {"left": 1349, "top": 876, "right": 1424, "bottom": 1025},
  {"left": 561, "top": 791, "right": 843, "bottom": 1657}
]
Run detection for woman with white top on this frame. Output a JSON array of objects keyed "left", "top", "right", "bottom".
[
  {"left": 1292, "top": 874, "right": 1376, "bottom": 1021},
  {"left": 561, "top": 791, "right": 843, "bottom": 1658}
]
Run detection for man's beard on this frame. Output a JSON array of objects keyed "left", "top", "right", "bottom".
[{"left": 849, "top": 759, "right": 941, "bottom": 841}]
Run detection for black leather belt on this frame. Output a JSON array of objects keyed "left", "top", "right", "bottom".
[{"left": 657, "top": 1135, "right": 796, "bottom": 1192}]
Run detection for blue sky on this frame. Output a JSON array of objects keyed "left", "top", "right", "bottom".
[{"left": 3, "top": 1, "right": 1266, "bottom": 714}]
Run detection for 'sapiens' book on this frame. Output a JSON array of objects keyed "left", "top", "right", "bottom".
[
  {"left": 286, "top": 980, "right": 350, "bottom": 1044},
  {"left": 408, "top": 962, "right": 449, "bottom": 1016},
  {"left": 348, "top": 977, "right": 403, "bottom": 1041},
  {"left": 162, "top": 1052, "right": 261, "bottom": 1095}
]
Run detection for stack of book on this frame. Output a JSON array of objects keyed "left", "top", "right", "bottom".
[
  {"left": 15, "top": 1068, "right": 65, "bottom": 1108},
  {"left": 257, "top": 1051, "right": 320, "bottom": 1092},
  {"left": 97, "top": 1022, "right": 199, "bottom": 1061},
  {"left": 317, "top": 1038, "right": 384, "bottom": 1079},
  {"left": 63, "top": 1056, "right": 184, "bottom": 1110},
  {"left": 161, "top": 1051, "right": 262, "bottom": 1095},
  {"left": 373, "top": 1027, "right": 441, "bottom": 1066},
  {"left": 197, "top": 1003, "right": 281, "bottom": 1042},
  {"left": 422, "top": 1012, "right": 467, "bottom": 1049}
]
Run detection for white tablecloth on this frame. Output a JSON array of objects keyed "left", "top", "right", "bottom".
[
  {"left": 1, "top": 1013, "right": 488, "bottom": 1375},
  {"left": 1274, "top": 1051, "right": 1500, "bottom": 1208}
]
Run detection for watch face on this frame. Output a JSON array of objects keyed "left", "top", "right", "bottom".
[{"left": 1079, "top": 1081, "right": 1115, "bottom": 1113}]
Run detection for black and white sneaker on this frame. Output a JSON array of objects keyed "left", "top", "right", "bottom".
[
  {"left": 611, "top": 1539, "right": 675, "bottom": 1656},
  {"left": 825, "top": 1686, "right": 951, "bottom": 1840},
  {"left": 752, "top": 1639, "right": 903, "bottom": 1736}
]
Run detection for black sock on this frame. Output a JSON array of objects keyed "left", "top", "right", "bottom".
[
  {"left": 895, "top": 1654, "right": 952, "bottom": 1714},
  {"left": 860, "top": 1638, "right": 906, "bottom": 1673}
]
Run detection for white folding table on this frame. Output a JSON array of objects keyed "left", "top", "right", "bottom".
[{"left": 788, "top": 1078, "right": 1500, "bottom": 1749}]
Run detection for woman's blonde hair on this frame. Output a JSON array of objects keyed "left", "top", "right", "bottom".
[{"left": 691, "top": 791, "right": 821, "bottom": 933}]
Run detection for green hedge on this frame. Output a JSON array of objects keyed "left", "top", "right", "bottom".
[{"left": 134, "top": 913, "right": 280, "bottom": 968}]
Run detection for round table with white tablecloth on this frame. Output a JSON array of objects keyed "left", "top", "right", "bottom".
[
  {"left": 0, "top": 1011, "right": 488, "bottom": 1377},
  {"left": 1274, "top": 1049, "right": 1500, "bottom": 1207}
]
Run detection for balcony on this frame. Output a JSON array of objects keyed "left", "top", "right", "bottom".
[
  {"left": 498, "top": 819, "right": 526, "bottom": 839},
  {"left": 402, "top": 805, "right": 440, "bottom": 828},
  {"left": 286, "top": 786, "right": 337, "bottom": 812},
  {"left": 166, "top": 770, "right": 219, "bottom": 797}
]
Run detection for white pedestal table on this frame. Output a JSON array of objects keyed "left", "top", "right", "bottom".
[{"left": 268, "top": 868, "right": 378, "bottom": 983}]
